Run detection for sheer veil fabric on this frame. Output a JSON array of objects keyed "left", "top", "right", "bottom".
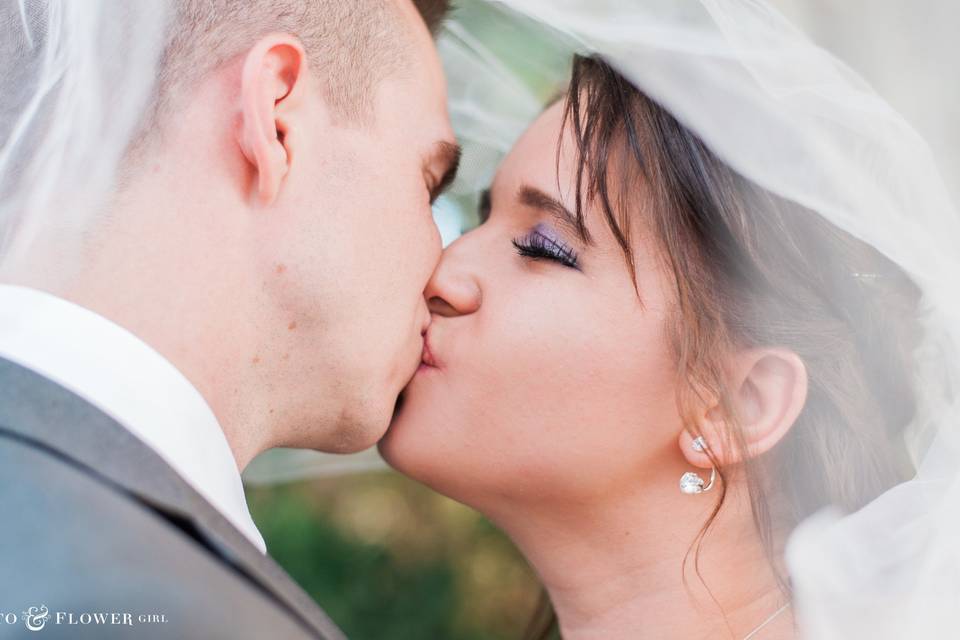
[
  {"left": 0, "top": 1, "right": 170, "bottom": 276},
  {"left": 3, "top": 3, "right": 959, "bottom": 637},
  {"left": 434, "top": 2, "right": 960, "bottom": 637},
  {"left": 248, "top": 8, "right": 960, "bottom": 636}
]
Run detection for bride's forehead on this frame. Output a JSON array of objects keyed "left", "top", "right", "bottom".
[
  {"left": 493, "top": 102, "right": 580, "bottom": 188},
  {"left": 517, "top": 101, "right": 570, "bottom": 152}
]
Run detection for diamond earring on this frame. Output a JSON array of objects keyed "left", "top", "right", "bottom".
[
  {"left": 679, "top": 468, "right": 717, "bottom": 494},
  {"left": 680, "top": 436, "right": 716, "bottom": 494}
]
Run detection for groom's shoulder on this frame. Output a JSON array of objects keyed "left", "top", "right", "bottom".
[{"left": 0, "top": 420, "right": 318, "bottom": 639}]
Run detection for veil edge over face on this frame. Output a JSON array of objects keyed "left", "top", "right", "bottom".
[{"left": 429, "top": 3, "right": 960, "bottom": 638}]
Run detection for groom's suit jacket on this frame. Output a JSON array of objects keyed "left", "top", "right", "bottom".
[{"left": 0, "top": 356, "right": 346, "bottom": 640}]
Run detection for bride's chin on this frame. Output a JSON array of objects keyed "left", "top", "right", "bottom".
[
  {"left": 386, "top": 360, "right": 441, "bottom": 424},
  {"left": 379, "top": 392, "right": 416, "bottom": 464},
  {"left": 390, "top": 389, "right": 407, "bottom": 422},
  {"left": 380, "top": 396, "right": 437, "bottom": 479}
]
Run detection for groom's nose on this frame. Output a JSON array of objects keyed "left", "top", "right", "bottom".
[{"left": 424, "top": 237, "right": 482, "bottom": 318}]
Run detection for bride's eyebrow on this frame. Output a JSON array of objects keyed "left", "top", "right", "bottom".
[{"left": 517, "top": 184, "right": 592, "bottom": 244}]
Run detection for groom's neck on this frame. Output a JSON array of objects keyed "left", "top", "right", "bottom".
[{"left": 43, "top": 198, "right": 275, "bottom": 470}]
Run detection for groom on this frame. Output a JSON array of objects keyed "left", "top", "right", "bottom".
[{"left": 0, "top": 0, "right": 455, "bottom": 638}]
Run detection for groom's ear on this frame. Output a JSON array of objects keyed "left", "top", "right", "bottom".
[{"left": 237, "top": 34, "right": 310, "bottom": 207}]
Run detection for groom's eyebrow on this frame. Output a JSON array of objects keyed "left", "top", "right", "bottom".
[{"left": 428, "top": 141, "right": 462, "bottom": 203}]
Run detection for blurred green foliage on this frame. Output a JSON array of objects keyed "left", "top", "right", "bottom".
[{"left": 248, "top": 472, "right": 540, "bottom": 640}]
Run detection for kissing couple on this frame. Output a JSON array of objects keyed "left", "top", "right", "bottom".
[{"left": 0, "top": 0, "right": 957, "bottom": 639}]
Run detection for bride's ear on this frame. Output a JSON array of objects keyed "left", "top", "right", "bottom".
[
  {"left": 679, "top": 347, "right": 808, "bottom": 469},
  {"left": 236, "top": 34, "right": 310, "bottom": 207}
]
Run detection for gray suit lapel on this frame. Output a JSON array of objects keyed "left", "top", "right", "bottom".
[{"left": 0, "top": 357, "right": 346, "bottom": 640}]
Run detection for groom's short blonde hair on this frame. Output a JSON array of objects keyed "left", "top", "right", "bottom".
[{"left": 158, "top": 0, "right": 450, "bottom": 122}]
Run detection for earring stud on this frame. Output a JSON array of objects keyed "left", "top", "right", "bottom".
[{"left": 681, "top": 436, "right": 716, "bottom": 494}]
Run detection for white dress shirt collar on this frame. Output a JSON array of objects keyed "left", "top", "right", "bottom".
[{"left": 0, "top": 284, "right": 266, "bottom": 553}]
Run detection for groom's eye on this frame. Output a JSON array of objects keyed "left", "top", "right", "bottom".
[
  {"left": 426, "top": 174, "right": 447, "bottom": 205},
  {"left": 425, "top": 141, "right": 462, "bottom": 204}
]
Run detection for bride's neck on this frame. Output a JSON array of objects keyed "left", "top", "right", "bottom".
[{"left": 491, "top": 478, "right": 793, "bottom": 640}]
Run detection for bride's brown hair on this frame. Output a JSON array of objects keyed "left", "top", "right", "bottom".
[{"left": 524, "top": 54, "right": 922, "bottom": 640}]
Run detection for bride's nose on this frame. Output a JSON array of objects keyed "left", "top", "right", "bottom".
[{"left": 424, "top": 237, "right": 482, "bottom": 318}]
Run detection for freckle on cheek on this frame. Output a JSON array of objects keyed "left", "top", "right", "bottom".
[
  {"left": 252, "top": 356, "right": 261, "bottom": 365},
  {"left": 288, "top": 321, "right": 297, "bottom": 331},
  {"left": 275, "top": 263, "right": 287, "bottom": 275}
]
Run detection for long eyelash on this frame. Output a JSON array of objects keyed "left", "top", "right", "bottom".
[{"left": 512, "top": 231, "right": 580, "bottom": 270}]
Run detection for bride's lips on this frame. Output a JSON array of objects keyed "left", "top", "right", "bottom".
[{"left": 419, "top": 331, "right": 441, "bottom": 371}]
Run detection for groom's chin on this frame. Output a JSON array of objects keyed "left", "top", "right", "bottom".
[{"left": 284, "top": 399, "right": 396, "bottom": 455}]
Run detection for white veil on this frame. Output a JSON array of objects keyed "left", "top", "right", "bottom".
[
  {"left": 0, "top": 0, "right": 170, "bottom": 275},
  {"left": 428, "top": 1, "right": 960, "bottom": 637},
  {"left": 252, "top": 0, "right": 960, "bottom": 636}
]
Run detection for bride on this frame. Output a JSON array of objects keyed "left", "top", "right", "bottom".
[
  {"left": 378, "top": 2, "right": 960, "bottom": 639},
  {"left": 380, "top": 53, "right": 917, "bottom": 640}
]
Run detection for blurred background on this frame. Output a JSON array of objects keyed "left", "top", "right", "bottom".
[
  {"left": 248, "top": 475, "right": 540, "bottom": 640},
  {"left": 245, "top": 1, "right": 959, "bottom": 638}
]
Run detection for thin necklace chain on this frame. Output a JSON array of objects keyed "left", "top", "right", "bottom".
[{"left": 741, "top": 602, "right": 791, "bottom": 640}]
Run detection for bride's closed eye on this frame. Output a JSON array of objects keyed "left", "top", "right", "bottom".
[
  {"left": 512, "top": 225, "right": 581, "bottom": 270},
  {"left": 478, "top": 185, "right": 585, "bottom": 271}
]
